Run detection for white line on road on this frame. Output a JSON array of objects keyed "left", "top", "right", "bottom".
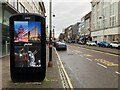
[
  {"left": 80, "top": 55, "right": 83, "bottom": 57},
  {"left": 97, "top": 63, "right": 107, "bottom": 69},
  {"left": 90, "top": 49, "right": 118, "bottom": 57},
  {"left": 86, "top": 58, "right": 93, "bottom": 62},
  {"left": 76, "top": 46, "right": 119, "bottom": 57},
  {"left": 115, "top": 71, "right": 120, "bottom": 75}
]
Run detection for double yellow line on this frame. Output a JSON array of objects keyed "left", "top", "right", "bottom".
[{"left": 55, "top": 48, "right": 74, "bottom": 90}]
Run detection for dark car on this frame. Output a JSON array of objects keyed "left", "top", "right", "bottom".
[
  {"left": 55, "top": 42, "right": 67, "bottom": 51},
  {"left": 97, "top": 41, "right": 110, "bottom": 47},
  {"left": 67, "top": 40, "right": 72, "bottom": 43}
]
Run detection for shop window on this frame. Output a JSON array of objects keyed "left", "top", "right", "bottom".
[
  {"left": 25, "top": 9, "right": 29, "bottom": 13},
  {"left": 19, "top": 3, "right": 25, "bottom": 13}
]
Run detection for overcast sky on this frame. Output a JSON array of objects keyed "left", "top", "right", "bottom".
[{"left": 43, "top": 0, "right": 92, "bottom": 38}]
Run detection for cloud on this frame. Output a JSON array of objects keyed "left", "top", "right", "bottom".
[{"left": 44, "top": 0, "right": 91, "bottom": 38}]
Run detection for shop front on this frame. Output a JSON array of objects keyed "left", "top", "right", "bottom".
[{"left": 1, "top": 3, "right": 18, "bottom": 57}]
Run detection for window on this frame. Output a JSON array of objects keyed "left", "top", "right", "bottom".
[
  {"left": 9, "top": 0, "right": 13, "bottom": 6},
  {"left": 110, "top": 16, "right": 116, "bottom": 27},
  {"left": 30, "top": 0, "right": 33, "bottom": 8},
  {"left": 103, "top": 7, "right": 107, "bottom": 28},
  {"left": 97, "top": 11, "right": 101, "bottom": 20},
  {"left": 19, "top": 3, "right": 25, "bottom": 13},
  {"left": 97, "top": 21, "right": 100, "bottom": 30},
  {"left": 110, "top": 2, "right": 116, "bottom": 16},
  {"left": 103, "top": 7, "right": 107, "bottom": 18},
  {"left": 110, "top": 1, "right": 116, "bottom": 27},
  {"left": 97, "top": 2, "right": 100, "bottom": 10},
  {"left": 13, "top": 0, "right": 18, "bottom": 10},
  {"left": 25, "top": 9, "right": 29, "bottom": 13},
  {"left": 26, "top": 0, "right": 29, "bottom": 4},
  {"left": 103, "top": 1, "right": 107, "bottom": 8},
  {"left": 104, "top": 19, "right": 107, "bottom": 28}
]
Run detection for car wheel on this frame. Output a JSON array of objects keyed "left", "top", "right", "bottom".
[
  {"left": 110, "top": 45, "right": 112, "bottom": 48},
  {"left": 65, "top": 48, "right": 67, "bottom": 51},
  {"left": 118, "top": 46, "right": 120, "bottom": 49}
]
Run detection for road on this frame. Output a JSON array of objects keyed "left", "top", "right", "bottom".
[{"left": 57, "top": 44, "right": 119, "bottom": 88}]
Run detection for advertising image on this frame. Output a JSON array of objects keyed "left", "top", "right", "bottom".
[{"left": 14, "top": 21, "right": 41, "bottom": 67}]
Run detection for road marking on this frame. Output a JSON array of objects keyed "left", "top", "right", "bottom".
[
  {"left": 73, "top": 50, "right": 83, "bottom": 54},
  {"left": 55, "top": 48, "right": 74, "bottom": 89},
  {"left": 77, "top": 46, "right": 119, "bottom": 57},
  {"left": 91, "top": 49, "right": 118, "bottom": 57},
  {"left": 75, "top": 53, "right": 78, "bottom": 55},
  {"left": 83, "top": 54, "right": 92, "bottom": 57},
  {"left": 97, "top": 63, "right": 107, "bottom": 69},
  {"left": 80, "top": 55, "right": 83, "bottom": 57},
  {"left": 115, "top": 71, "right": 120, "bottom": 75},
  {"left": 95, "top": 59, "right": 118, "bottom": 67},
  {"left": 86, "top": 58, "right": 92, "bottom": 61}
]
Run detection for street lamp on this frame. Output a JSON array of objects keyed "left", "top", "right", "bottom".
[
  {"left": 48, "top": 0, "right": 56, "bottom": 67},
  {"left": 48, "top": 0, "right": 53, "bottom": 67},
  {"left": 99, "top": 15, "right": 105, "bottom": 42}
]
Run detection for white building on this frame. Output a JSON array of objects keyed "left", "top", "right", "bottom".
[
  {"left": 80, "top": 12, "right": 91, "bottom": 39},
  {"left": 91, "top": 0, "right": 120, "bottom": 43}
]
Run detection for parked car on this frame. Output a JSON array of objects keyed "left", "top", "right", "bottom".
[
  {"left": 110, "top": 41, "right": 120, "bottom": 48},
  {"left": 71, "top": 40, "right": 76, "bottom": 43},
  {"left": 78, "top": 40, "right": 85, "bottom": 45},
  {"left": 97, "top": 41, "right": 110, "bottom": 47},
  {"left": 67, "top": 40, "right": 72, "bottom": 43},
  {"left": 55, "top": 42, "right": 67, "bottom": 51},
  {"left": 86, "top": 41, "right": 97, "bottom": 46}
]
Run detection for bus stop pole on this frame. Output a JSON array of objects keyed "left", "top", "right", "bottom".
[{"left": 48, "top": 0, "right": 53, "bottom": 67}]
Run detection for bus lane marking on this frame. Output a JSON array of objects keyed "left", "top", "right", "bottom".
[
  {"left": 86, "top": 58, "right": 93, "bottom": 62},
  {"left": 115, "top": 71, "right": 120, "bottom": 75},
  {"left": 97, "top": 63, "right": 107, "bottom": 69},
  {"left": 94, "top": 59, "right": 118, "bottom": 67}
]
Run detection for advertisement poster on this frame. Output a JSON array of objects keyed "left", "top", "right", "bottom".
[{"left": 14, "top": 21, "right": 41, "bottom": 67}]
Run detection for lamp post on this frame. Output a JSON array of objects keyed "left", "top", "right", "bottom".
[{"left": 48, "top": 0, "right": 53, "bottom": 67}]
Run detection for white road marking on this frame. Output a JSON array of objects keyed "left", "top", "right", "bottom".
[
  {"left": 97, "top": 63, "right": 107, "bottom": 69},
  {"left": 86, "top": 58, "right": 92, "bottom": 61},
  {"left": 80, "top": 55, "right": 83, "bottom": 57},
  {"left": 73, "top": 50, "right": 83, "bottom": 54},
  {"left": 76, "top": 46, "right": 119, "bottom": 57},
  {"left": 91, "top": 49, "right": 118, "bottom": 57},
  {"left": 115, "top": 71, "right": 120, "bottom": 75}
]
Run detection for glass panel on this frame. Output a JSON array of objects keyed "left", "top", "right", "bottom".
[{"left": 14, "top": 21, "right": 41, "bottom": 67}]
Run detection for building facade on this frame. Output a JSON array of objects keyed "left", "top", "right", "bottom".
[
  {"left": 79, "top": 12, "right": 91, "bottom": 40},
  {"left": 67, "top": 26, "right": 73, "bottom": 41},
  {"left": 71, "top": 22, "right": 80, "bottom": 41},
  {"left": 0, "top": 0, "right": 46, "bottom": 57},
  {"left": 91, "top": 0, "right": 120, "bottom": 43}
]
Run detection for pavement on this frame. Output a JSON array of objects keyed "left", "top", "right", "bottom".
[{"left": 1, "top": 46, "right": 64, "bottom": 89}]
